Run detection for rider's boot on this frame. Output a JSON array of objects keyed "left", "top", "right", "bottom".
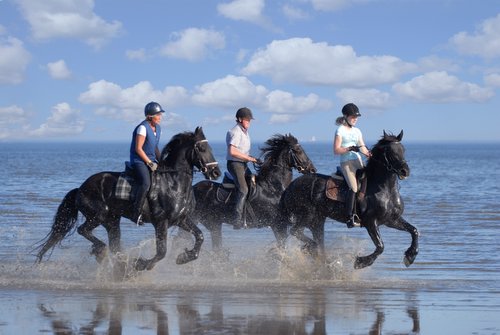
[
  {"left": 132, "top": 192, "right": 146, "bottom": 226},
  {"left": 233, "top": 192, "right": 246, "bottom": 230},
  {"left": 346, "top": 189, "right": 360, "bottom": 228}
]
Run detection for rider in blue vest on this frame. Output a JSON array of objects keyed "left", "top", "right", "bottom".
[{"left": 130, "top": 102, "right": 165, "bottom": 225}]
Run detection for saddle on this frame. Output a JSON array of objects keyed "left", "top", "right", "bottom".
[
  {"left": 115, "top": 162, "right": 136, "bottom": 201},
  {"left": 325, "top": 167, "right": 367, "bottom": 203},
  {"left": 215, "top": 171, "right": 258, "bottom": 223},
  {"left": 114, "top": 162, "right": 158, "bottom": 202}
]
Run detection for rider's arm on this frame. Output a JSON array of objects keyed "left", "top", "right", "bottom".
[
  {"left": 135, "top": 134, "right": 152, "bottom": 164},
  {"left": 228, "top": 145, "right": 258, "bottom": 163},
  {"left": 358, "top": 137, "right": 372, "bottom": 157},
  {"left": 333, "top": 134, "right": 350, "bottom": 155}
]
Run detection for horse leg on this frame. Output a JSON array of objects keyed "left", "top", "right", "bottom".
[
  {"left": 103, "top": 217, "right": 121, "bottom": 254},
  {"left": 271, "top": 217, "right": 288, "bottom": 250},
  {"left": 354, "top": 222, "right": 384, "bottom": 269},
  {"left": 386, "top": 216, "right": 419, "bottom": 267},
  {"left": 290, "top": 224, "right": 318, "bottom": 257},
  {"left": 209, "top": 222, "right": 223, "bottom": 252},
  {"left": 310, "top": 220, "right": 326, "bottom": 261},
  {"left": 77, "top": 218, "right": 108, "bottom": 263},
  {"left": 135, "top": 220, "right": 167, "bottom": 271},
  {"left": 175, "top": 217, "right": 204, "bottom": 265}
]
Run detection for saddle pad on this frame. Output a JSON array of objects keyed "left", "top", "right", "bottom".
[
  {"left": 326, "top": 177, "right": 345, "bottom": 202},
  {"left": 115, "top": 173, "right": 134, "bottom": 200}
]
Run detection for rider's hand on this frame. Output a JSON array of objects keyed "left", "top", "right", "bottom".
[
  {"left": 348, "top": 146, "right": 360, "bottom": 152},
  {"left": 147, "top": 161, "right": 158, "bottom": 172}
]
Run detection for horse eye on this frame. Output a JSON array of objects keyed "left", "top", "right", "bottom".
[{"left": 197, "top": 144, "right": 206, "bottom": 152}]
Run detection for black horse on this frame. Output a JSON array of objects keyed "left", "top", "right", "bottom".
[
  {"left": 35, "top": 127, "right": 221, "bottom": 271},
  {"left": 192, "top": 134, "right": 316, "bottom": 251},
  {"left": 277, "top": 130, "right": 419, "bottom": 269}
]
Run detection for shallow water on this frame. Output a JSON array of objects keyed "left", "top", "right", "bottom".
[{"left": 1, "top": 141, "right": 499, "bottom": 334}]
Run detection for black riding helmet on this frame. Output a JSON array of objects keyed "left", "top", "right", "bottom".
[
  {"left": 236, "top": 107, "right": 254, "bottom": 121},
  {"left": 342, "top": 103, "right": 361, "bottom": 117},
  {"left": 144, "top": 101, "right": 165, "bottom": 117}
]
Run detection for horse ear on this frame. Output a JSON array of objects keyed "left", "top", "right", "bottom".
[
  {"left": 383, "top": 130, "right": 388, "bottom": 139},
  {"left": 397, "top": 130, "right": 404, "bottom": 141},
  {"left": 195, "top": 126, "right": 203, "bottom": 135}
]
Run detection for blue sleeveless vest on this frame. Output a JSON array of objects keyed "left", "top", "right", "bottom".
[{"left": 130, "top": 120, "right": 161, "bottom": 163}]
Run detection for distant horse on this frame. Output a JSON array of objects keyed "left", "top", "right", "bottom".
[
  {"left": 277, "top": 130, "right": 419, "bottom": 269},
  {"left": 192, "top": 134, "right": 316, "bottom": 251},
  {"left": 35, "top": 127, "right": 221, "bottom": 271}
]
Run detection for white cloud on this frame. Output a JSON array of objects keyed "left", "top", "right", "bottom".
[
  {"left": 0, "top": 35, "right": 31, "bottom": 84},
  {"left": 161, "top": 28, "right": 225, "bottom": 62},
  {"left": 29, "top": 103, "right": 85, "bottom": 137},
  {"left": 217, "top": 0, "right": 266, "bottom": 24},
  {"left": 79, "top": 80, "right": 189, "bottom": 122},
  {"left": 47, "top": 59, "right": 71, "bottom": 79},
  {"left": 264, "top": 90, "right": 332, "bottom": 114},
  {"left": 15, "top": 0, "right": 122, "bottom": 48},
  {"left": 336, "top": 88, "right": 391, "bottom": 109},
  {"left": 269, "top": 114, "right": 299, "bottom": 124},
  {"left": 417, "top": 55, "right": 460, "bottom": 73},
  {"left": 192, "top": 75, "right": 268, "bottom": 109},
  {"left": 282, "top": 4, "right": 309, "bottom": 20},
  {"left": 217, "top": 0, "right": 277, "bottom": 30},
  {"left": 192, "top": 75, "right": 332, "bottom": 119},
  {"left": 0, "top": 105, "right": 29, "bottom": 139},
  {"left": 485, "top": 73, "right": 500, "bottom": 87},
  {"left": 242, "top": 38, "right": 416, "bottom": 87},
  {"left": 393, "top": 71, "right": 494, "bottom": 103},
  {"left": 450, "top": 13, "right": 500, "bottom": 59},
  {"left": 308, "top": 0, "right": 372, "bottom": 11},
  {"left": 126, "top": 48, "right": 147, "bottom": 61}
]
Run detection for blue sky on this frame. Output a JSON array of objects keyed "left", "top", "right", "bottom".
[{"left": 1, "top": 0, "right": 499, "bottom": 144}]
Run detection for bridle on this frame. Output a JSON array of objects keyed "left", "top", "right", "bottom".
[
  {"left": 289, "top": 144, "right": 312, "bottom": 173},
  {"left": 193, "top": 139, "right": 219, "bottom": 174},
  {"left": 370, "top": 142, "right": 408, "bottom": 178}
]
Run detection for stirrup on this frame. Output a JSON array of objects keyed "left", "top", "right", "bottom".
[
  {"left": 347, "top": 214, "right": 361, "bottom": 228},
  {"left": 135, "top": 213, "right": 144, "bottom": 226}
]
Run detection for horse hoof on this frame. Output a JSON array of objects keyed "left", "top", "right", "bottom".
[
  {"left": 176, "top": 249, "right": 197, "bottom": 265},
  {"left": 134, "top": 258, "right": 149, "bottom": 271},
  {"left": 354, "top": 256, "right": 374, "bottom": 269}
]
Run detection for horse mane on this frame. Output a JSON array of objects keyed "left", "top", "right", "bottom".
[
  {"left": 160, "top": 131, "right": 195, "bottom": 162},
  {"left": 366, "top": 130, "right": 403, "bottom": 173},
  {"left": 257, "top": 133, "right": 298, "bottom": 174}
]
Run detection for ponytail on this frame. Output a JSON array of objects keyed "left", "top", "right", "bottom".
[{"left": 335, "top": 116, "right": 346, "bottom": 126}]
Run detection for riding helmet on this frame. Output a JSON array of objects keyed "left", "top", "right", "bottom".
[
  {"left": 342, "top": 103, "right": 361, "bottom": 117},
  {"left": 236, "top": 107, "right": 254, "bottom": 120},
  {"left": 144, "top": 102, "right": 165, "bottom": 117}
]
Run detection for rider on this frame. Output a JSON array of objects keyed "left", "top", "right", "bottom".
[
  {"left": 130, "top": 101, "right": 165, "bottom": 225},
  {"left": 333, "top": 103, "right": 371, "bottom": 228},
  {"left": 226, "top": 107, "right": 259, "bottom": 230}
]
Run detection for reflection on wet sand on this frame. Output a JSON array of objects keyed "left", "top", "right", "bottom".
[{"left": 34, "top": 289, "right": 420, "bottom": 335}]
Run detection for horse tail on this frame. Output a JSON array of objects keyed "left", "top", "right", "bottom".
[{"left": 34, "top": 188, "right": 79, "bottom": 263}]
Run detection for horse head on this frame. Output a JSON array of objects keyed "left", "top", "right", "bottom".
[
  {"left": 259, "top": 134, "right": 316, "bottom": 174},
  {"left": 372, "top": 130, "right": 409, "bottom": 180},
  {"left": 160, "top": 127, "right": 221, "bottom": 180},
  {"left": 192, "top": 127, "right": 221, "bottom": 180}
]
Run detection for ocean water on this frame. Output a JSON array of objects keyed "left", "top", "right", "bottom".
[{"left": 1, "top": 140, "right": 499, "bottom": 334}]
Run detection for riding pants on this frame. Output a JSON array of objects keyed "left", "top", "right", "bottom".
[
  {"left": 340, "top": 158, "right": 364, "bottom": 193},
  {"left": 133, "top": 162, "right": 151, "bottom": 216},
  {"left": 227, "top": 161, "right": 251, "bottom": 222}
]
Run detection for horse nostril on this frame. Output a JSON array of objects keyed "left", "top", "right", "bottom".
[{"left": 310, "top": 168, "right": 317, "bottom": 173}]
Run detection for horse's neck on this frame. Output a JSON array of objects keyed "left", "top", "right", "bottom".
[
  {"left": 366, "top": 166, "right": 399, "bottom": 192},
  {"left": 161, "top": 150, "right": 194, "bottom": 178},
  {"left": 256, "top": 165, "right": 293, "bottom": 191}
]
